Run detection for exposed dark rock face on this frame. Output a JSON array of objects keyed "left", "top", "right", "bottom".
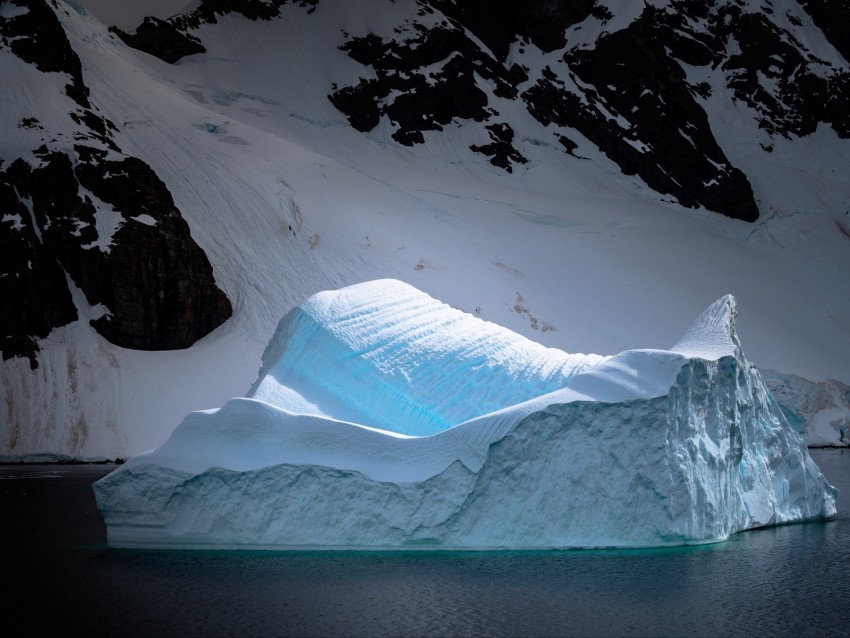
[
  {"left": 326, "top": 19, "right": 533, "bottom": 168},
  {"left": 0, "top": 0, "right": 89, "bottom": 105},
  {"left": 470, "top": 123, "right": 528, "bottom": 172},
  {"left": 111, "top": 0, "right": 847, "bottom": 221},
  {"left": 0, "top": 174, "right": 77, "bottom": 368},
  {"left": 46, "top": 0, "right": 850, "bottom": 223},
  {"left": 4, "top": 150, "right": 233, "bottom": 353},
  {"left": 325, "top": 0, "right": 848, "bottom": 221},
  {"left": 719, "top": 7, "right": 850, "bottom": 139},
  {"left": 325, "top": 1, "right": 761, "bottom": 219},
  {"left": 426, "top": 0, "right": 598, "bottom": 61},
  {"left": 110, "top": 17, "right": 206, "bottom": 64},
  {"left": 110, "top": 0, "right": 318, "bottom": 63},
  {"left": 75, "top": 153, "right": 233, "bottom": 350},
  {"left": 799, "top": 0, "right": 850, "bottom": 64},
  {"left": 0, "top": 0, "right": 117, "bottom": 147},
  {"left": 1, "top": 0, "right": 232, "bottom": 366},
  {"left": 173, "top": 0, "right": 291, "bottom": 25},
  {"left": 329, "top": 26, "right": 509, "bottom": 148},
  {"left": 533, "top": 6, "right": 760, "bottom": 220}
]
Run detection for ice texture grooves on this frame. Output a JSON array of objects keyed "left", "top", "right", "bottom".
[
  {"left": 671, "top": 294, "right": 741, "bottom": 360},
  {"left": 94, "top": 281, "right": 837, "bottom": 550},
  {"left": 248, "top": 279, "right": 605, "bottom": 436}
]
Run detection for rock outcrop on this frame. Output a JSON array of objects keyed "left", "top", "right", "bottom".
[
  {"left": 0, "top": 0, "right": 232, "bottom": 367},
  {"left": 111, "top": 0, "right": 850, "bottom": 221}
]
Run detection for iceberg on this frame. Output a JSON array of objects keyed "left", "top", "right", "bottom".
[{"left": 94, "top": 280, "right": 837, "bottom": 549}]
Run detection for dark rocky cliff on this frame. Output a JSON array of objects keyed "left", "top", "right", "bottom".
[
  {"left": 0, "top": 0, "right": 232, "bottom": 368},
  {"left": 112, "top": 0, "right": 849, "bottom": 223}
]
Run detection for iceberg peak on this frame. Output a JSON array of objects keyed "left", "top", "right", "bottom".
[{"left": 671, "top": 294, "right": 740, "bottom": 360}]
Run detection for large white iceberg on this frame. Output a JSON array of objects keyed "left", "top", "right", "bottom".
[{"left": 94, "top": 280, "right": 837, "bottom": 549}]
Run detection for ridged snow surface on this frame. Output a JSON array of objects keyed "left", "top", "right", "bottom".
[{"left": 94, "top": 280, "right": 837, "bottom": 550}]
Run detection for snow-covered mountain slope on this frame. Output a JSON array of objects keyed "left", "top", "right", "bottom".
[
  {"left": 761, "top": 369, "right": 850, "bottom": 446},
  {"left": 93, "top": 281, "right": 837, "bottom": 550},
  {"left": 0, "top": 0, "right": 232, "bottom": 363},
  {"left": 2, "top": 0, "right": 850, "bottom": 458}
]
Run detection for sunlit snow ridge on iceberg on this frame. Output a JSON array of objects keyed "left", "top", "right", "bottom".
[{"left": 94, "top": 280, "right": 837, "bottom": 550}]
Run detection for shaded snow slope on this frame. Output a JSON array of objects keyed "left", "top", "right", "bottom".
[
  {"left": 94, "top": 281, "right": 837, "bottom": 550},
  {"left": 762, "top": 369, "right": 850, "bottom": 447},
  {"left": 2, "top": 1, "right": 850, "bottom": 459}
]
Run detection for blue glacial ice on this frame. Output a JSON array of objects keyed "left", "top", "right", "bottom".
[{"left": 94, "top": 280, "right": 837, "bottom": 549}]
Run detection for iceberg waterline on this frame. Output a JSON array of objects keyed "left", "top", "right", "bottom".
[{"left": 94, "top": 280, "right": 837, "bottom": 550}]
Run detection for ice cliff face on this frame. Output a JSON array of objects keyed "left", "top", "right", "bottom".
[{"left": 94, "top": 280, "right": 837, "bottom": 550}]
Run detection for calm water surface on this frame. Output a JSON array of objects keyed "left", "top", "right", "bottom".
[{"left": 2, "top": 449, "right": 848, "bottom": 637}]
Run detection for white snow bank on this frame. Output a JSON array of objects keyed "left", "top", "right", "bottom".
[{"left": 94, "top": 280, "right": 837, "bottom": 550}]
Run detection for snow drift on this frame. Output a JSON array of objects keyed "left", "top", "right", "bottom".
[{"left": 94, "top": 280, "right": 837, "bottom": 550}]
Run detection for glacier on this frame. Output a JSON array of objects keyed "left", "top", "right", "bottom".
[{"left": 94, "top": 280, "right": 837, "bottom": 550}]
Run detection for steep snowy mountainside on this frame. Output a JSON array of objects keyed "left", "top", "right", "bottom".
[
  {"left": 0, "top": 0, "right": 232, "bottom": 368},
  {"left": 797, "top": 0, "right": 850, "bottom": 64},
  {"left": 107, "top": 0, "right": 850, "bottom": 220},
  {"left": 1, "top": 0, "right": 849, "bottom": 458},
  {"left": 334, "top": 0, "right": 849, "bottom": 218}
]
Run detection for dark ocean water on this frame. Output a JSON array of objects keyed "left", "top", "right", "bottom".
[{"left": 2, "top": 449, "right": 848, "bottom": 638}]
